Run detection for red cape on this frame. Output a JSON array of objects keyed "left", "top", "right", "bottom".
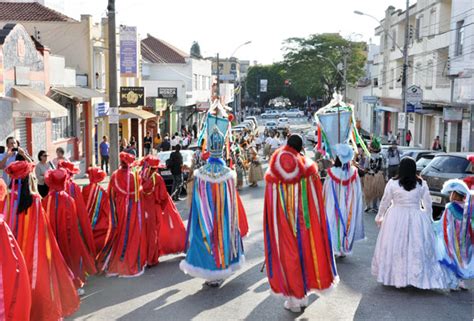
[
  {"left": 3, "top": 192, "right": 79, "bottom": 320},
  {"left": 0, "top": 218, "right": 31, "bottom": 321},
  {"left": 107, "top": 168, "right": 147, "bottom": 276},
  {"left": 43, "top": 191, "right": 97, "bottom": 288},
  {"left": 83, "top": 183, "right": 115, "bottom": 271},
  {"left": 66, "top": 181, "right": 97, "bottom": 257},
  {"left": 263, "top": 146, "right": 338, "bottom": 299}
]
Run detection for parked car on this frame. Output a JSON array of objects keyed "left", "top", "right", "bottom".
[
  {"left": 157, "top": 150, "right": 194, "bottom": 195},
  {"left": 241, "top": 120, "right": 256, "bottom": 131},
  {"left": 265, "top": 121, "right": 277, "bottom": 131},
  {"left": 305, "top": 129, "right": 318, "bottom": 144},
  {"left": 261, "top": 110, "right": 280, "bottom": 118},
  {"left": 244, "top": 116, "right": 258, "bottom": 128},
  {"left": 401, "top": 149, "right": 436, "bottom": 161},
  {"left": 280, "top": 109, "right": 304, "bottom": 118},
  {"left": 277, "top": 117, "right": 290, "bottom": 130},
  {"left": 421, "top": 152, "right": 473, "bottom": 218},
  {"left": 415, "top": 152, "right": 438, "bottom": 173}
]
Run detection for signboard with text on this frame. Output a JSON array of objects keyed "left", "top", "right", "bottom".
[
  {"left": 443, "top": 108, "right": 463, "bottom": 122},
  {"left": 120, "top": 86, "right": 144, "bottom": 107},
  {"left": 260, "top": 79, "right": 268, "bottom": 92},
  {"left": 406, "top": 85, "right": 423, "bottom": 112},
  {"left": 120, "top": 26, "right": 137, "bottom": 77},
  {"left": 155, "top": 98, "right": 167, "bottom": 112},
  {"left": 95, "top": 102, "right": 109, "bottom": 118},
  {"left": 363, "top": 96, "right": 378, "bottom": 104},
  {"left": 158, "top": 87, "right": 177, "bottom": 99}
]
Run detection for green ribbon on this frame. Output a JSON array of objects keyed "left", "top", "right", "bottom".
[{"left": 301, "top": 178, "right": 311, "bottom": 229}]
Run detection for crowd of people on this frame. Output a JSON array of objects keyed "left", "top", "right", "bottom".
[{"left": 0, "top": 104, "right": 472, "bottom": 319}]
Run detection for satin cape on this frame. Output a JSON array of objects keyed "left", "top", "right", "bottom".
[{"left": 263, "top": 146, "right": 338, "bottom": 300}]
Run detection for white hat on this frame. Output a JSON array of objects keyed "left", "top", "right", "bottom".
[
  {"left": 441, "top": 179, "right": 470, "bottom": 197},
  {"left": 334, "top": 143, "right": 354, "bottom": 164}
]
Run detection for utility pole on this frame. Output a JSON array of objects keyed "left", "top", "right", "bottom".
[
  {"left": 107, "top": 0, "right": 119, "bottom": 171},
  {"left": 402, "top": 0, "right": 410, "bottom": 146}
]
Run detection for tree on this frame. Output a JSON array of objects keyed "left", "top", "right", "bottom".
[
  {"left": 283, "top": 33, "right": 366, "bottom": 104},
  {"left": 246, "top": 64, "right": 286, "bottom": 107},
  {"left": 190, "top": 41, "right": 202, "bottom": 58}
]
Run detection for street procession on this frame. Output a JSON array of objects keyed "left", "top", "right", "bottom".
[{"left": 0, "top": 0, "right": 473, "bottom": 320}]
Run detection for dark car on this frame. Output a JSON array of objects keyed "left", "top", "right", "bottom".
[
  {"left": 415, "top": 152, "right": 439, "bottom": 174},
  {"left": 157, "top": 150, "right": 194, "bottom": 195},
  {"left": 421, "top": 153, "right": 473, "bottom": 218}
]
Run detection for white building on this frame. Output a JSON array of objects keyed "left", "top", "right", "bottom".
[
  {"left": 371, "top": 1, "right": 457, "bottom": 149},
  {"left": 141, "top": 35, "right": 212, "bottom": 136},
  {"left": 447, "top": 0, "right": 474, "bottom": 152}
]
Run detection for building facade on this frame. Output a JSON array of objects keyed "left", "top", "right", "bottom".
[
  {"left": 142, "top": 35, "right": 212, "bottom": 137},
  {"left": 372, "top": 0, "right": 458, "bottom": 151}
]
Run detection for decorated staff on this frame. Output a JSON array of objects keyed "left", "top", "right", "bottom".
[
  {"left": 180, "top": 100, "right": 248, "bottom": 287},
  {"left": 263, "top": 134, "right": 338, "bottom": 312}
]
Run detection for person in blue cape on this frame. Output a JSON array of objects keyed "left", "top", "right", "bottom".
[{"left": 180, "top": 100, "right": 247, "bottom": 287}]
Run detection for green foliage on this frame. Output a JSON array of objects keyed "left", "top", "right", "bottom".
[
  {"left": 283, "top": 33, "right": 366, "bottom": 103},
  {"left": 246, "top": 33, "right": 367, "bottom": 106},
  {"left": 190, "top": 41, "right": 202, "bottom": 58}
]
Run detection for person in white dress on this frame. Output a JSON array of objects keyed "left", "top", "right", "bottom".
[{"left": 372, "top": 157, "right": 457, "bottom": 290}]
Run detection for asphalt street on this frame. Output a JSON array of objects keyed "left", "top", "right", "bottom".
[{"left": 69, "top": 118, "right": 472, "bottom": 321}]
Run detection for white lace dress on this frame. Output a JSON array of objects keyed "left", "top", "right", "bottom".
[{"left": 371, "top": 179, "right": 457, "bottom": 289}]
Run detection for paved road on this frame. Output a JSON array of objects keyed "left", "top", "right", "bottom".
[{"left": 69, "top": 117, "right": 472, "bottom": 320}]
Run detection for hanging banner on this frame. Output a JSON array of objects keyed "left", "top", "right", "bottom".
[{"left": 120, "top": 26, "right": 137, "bottom": 77}]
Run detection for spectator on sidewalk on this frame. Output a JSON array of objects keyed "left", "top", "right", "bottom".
[
  {"left": 160, "top": 136, "right": 171, "bottom": 151},
  {"left": 192, "top": 122, "right": 198, "bottom": 139},
  {"left": 143, "top": 132, "right": 152, "bottom": 156},
  {"left": 120, "top": 138, "right": 128, "bottom": 152},
  {"left": 386, "top": 142, "right": 401, "bottom": 179},
  {"left": 99, "top": 136, "right": 110, "bottom": 174},
  {"left": 0, "top": 136, "right": 18, "bottom": 185},
  {"left": 35, "top": 150, "right": 54, "bottom": 197},
  {"left": 168, "top": 144, "right": 183, "bottom": 201},
  {"left": 154, "top": 133, "right": 162, "bottom": 153},
  {"left": 432, "top": 135, "right": 442, "bottom": 151},
  {"left": 406, "top": 130, "right": 412, "bottom": 146},
  {"left": 125, "top": 141, "right": 137, "bottom": 157},
  {"left": 52, "top": 147, "right": 68, "bottom": 169},
  {"left": 171, "top": 133, "right": 181, "bottom": 149}
]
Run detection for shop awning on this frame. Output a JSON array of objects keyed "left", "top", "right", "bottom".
[
  {"left": 51, "top": 87, "right": 104, "bottom": 101},
  {"left": 13, "top": 87, "right": 68, "bottom": 118},
  {"left": 120, "top": 107, "right": 156, "bottom": 120},
  {"left": 375, "top": 105, "right": 400, "bottom": 113}
]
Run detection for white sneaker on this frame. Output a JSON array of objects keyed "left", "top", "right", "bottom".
[
  {"left": 77, "top": 288, "right": 85, "bottom": 296},
  {"left": 283, "top": 299, "right": 301, "bottom": 313}
]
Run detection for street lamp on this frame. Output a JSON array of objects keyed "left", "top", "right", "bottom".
[
  {"left": 354, "top": 3, "right": 410, "bottom": 146},
  {"left": 227, "top": 41, "right": 252, "bottom": 116},
  {"left": 316, "top": 54, "right": 347, "bottom": 101}
]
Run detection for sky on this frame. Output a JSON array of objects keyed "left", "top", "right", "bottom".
[{"left": 64, "top": 0, "right": 410, "bottom": 64}]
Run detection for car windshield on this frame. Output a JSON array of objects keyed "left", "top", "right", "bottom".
[
  {"left": 424, "top": 156, "right": 469, "bottom": 173},
  {"left": 266, "top": 122, "right": 276, "bottom": 126},
  {"left": 416, "top": 157, "right": 432, "bottom": 168}
]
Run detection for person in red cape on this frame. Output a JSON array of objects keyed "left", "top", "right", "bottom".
[
  {"left": 57, "top": 160, "right": 97, "bottom": 258},
  {"left": 263, "top": 135, "right": 338, "bottom": 313},
  {"left": 106, "top": 152, "right": 147, "bottom": 277},
  {"left": 2, "top": 162, "right": 80, "bottom": 320},
  {"left": 83, "top": 167, "right": 115, "bottom": 271},
  {"left": 141, "top": 155, "right": 186, "bottom": 260},
  {"left": 465, "top": 155, "right": 474, "bottom": 189},
  {"left": 0, "top": 177, "right": 32, "bottom": 321},
  {"left": 43, "top": 168, "right": 97, "bottom": 293}
]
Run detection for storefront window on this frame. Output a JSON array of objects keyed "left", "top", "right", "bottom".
[{"left": 52, "top": 116, "right": 69, "bottom": 141}]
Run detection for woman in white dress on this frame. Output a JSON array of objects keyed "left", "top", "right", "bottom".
[{"left": 372, "top": 157, "right": 456, "bottom": 290}]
